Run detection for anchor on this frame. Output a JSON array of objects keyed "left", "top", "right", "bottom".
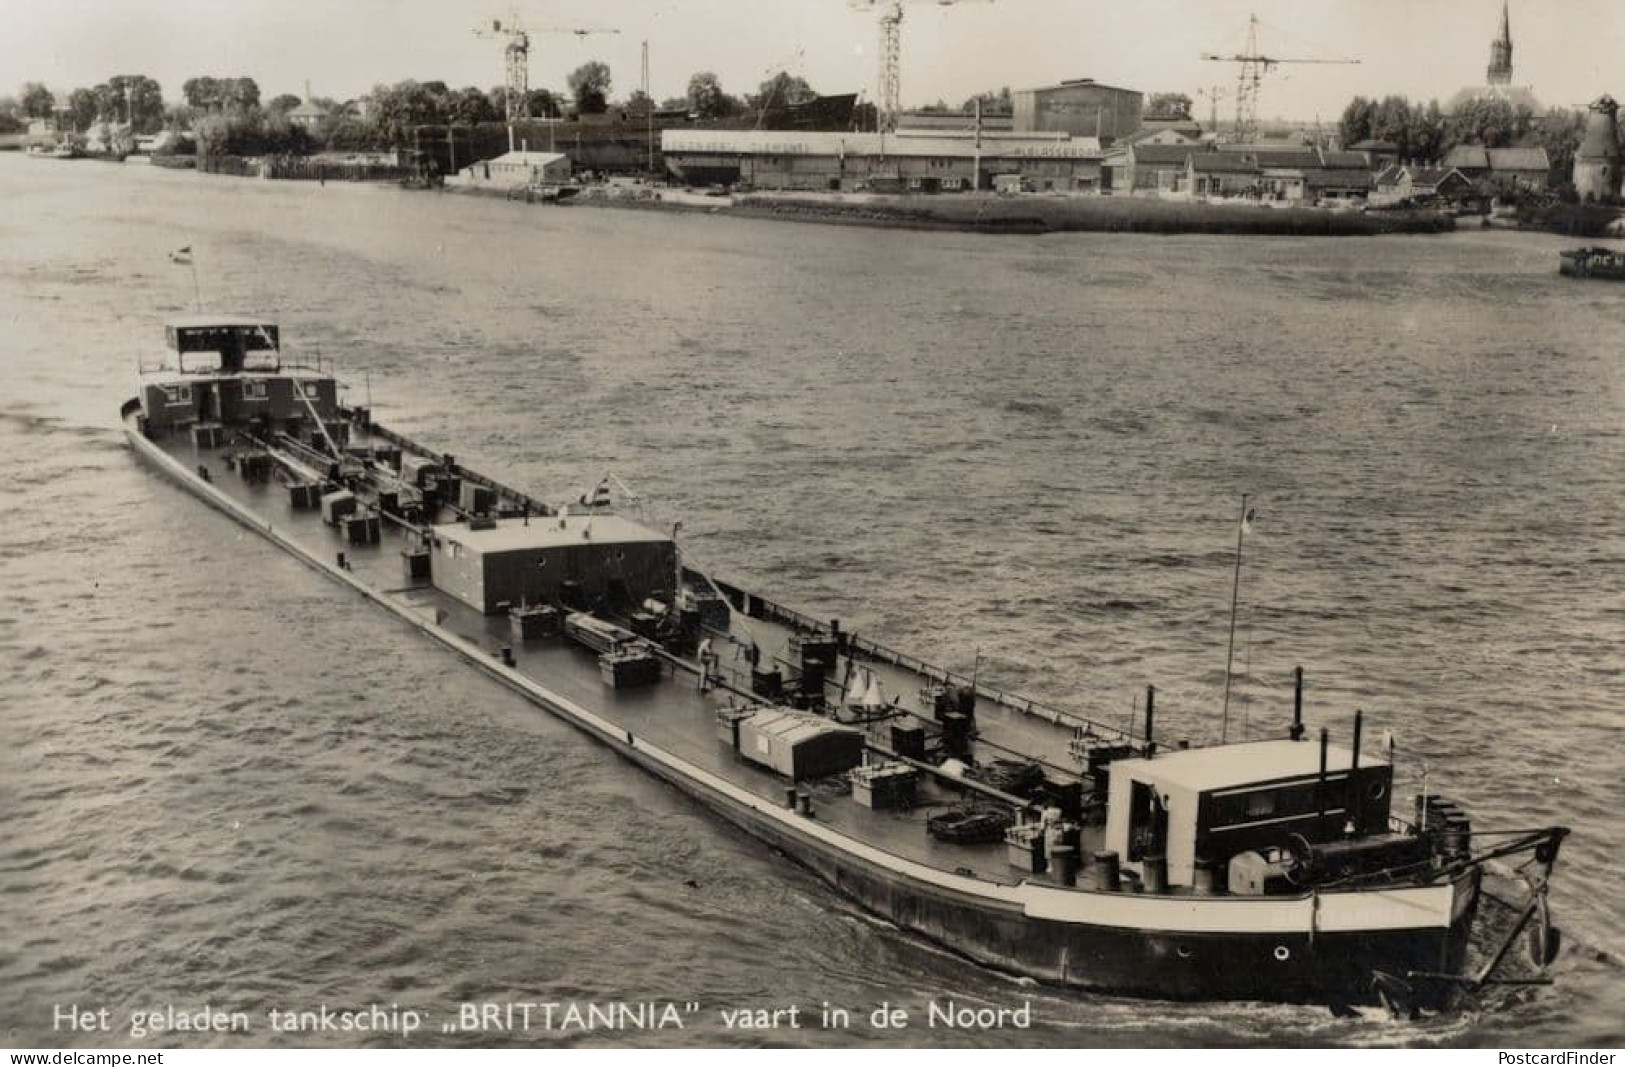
[{"left": 1373, "top": 825, "right": 1569, "bottom": 1017}]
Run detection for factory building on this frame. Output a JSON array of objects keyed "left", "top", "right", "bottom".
[
  {"left": 661, "top": 129, "right": 1105, "bottom": 193},
  {"left": 1012, "top": 79, "right": 1143, "bottom": 142}
]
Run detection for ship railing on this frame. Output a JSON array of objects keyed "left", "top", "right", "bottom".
[
  {"left": 358, "top": 419, "right": 554, "bottom": 519},
  {"left": 706, "top": 578, "right": 1132, "bottom": 745}
]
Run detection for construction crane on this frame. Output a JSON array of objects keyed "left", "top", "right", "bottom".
[
  {"left": 1196, "top": 85, "right": 1228, "bottom": 136},
  {"left": 474, "top": 8, "right": 620, "bottom": 151},
  {"left": 848, "top": 0, "right": 989, "bottom": 133},
  {"left": 1201, "top": 14, "right": 1358, "bottom": 143},
  {"left": 474, "top": 9, "right": 532, "bottom": 152}
]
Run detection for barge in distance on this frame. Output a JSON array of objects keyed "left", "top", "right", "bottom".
[{"left": 123, "top": 317, "right": 1571, "bottom": 1011}]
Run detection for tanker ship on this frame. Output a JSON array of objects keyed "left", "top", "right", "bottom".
[{"left": 123, "top": 317, "right": 1570, "bottom": 1012}]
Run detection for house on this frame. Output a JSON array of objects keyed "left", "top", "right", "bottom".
[
  {"left": 1253, "top": 148, "right": 1323, "bottom": 201},
  {"left": 288, "top": 98, "right": 329, "bottom": 132},
  {"left": 1374, "top": 164, "right": 1472, "bottom": 202},
  {"left": 1105, "top": 142, "right": 1196, "bottom": 193},
  {"left": 1486, "top": 146, "right": 1549, "bottom": 187},
  {"left": 1305, "top": 168, "right": 1374, "bottom": 202},
  {"left": 451, "top": 150, "right": 571, "bottom": 190},
  {"left": 1442, "top": 144, "right": 1491, "bottom": 176},
  {"left": 1188, "top": 152, "right": 1260, "bottom": 197}
]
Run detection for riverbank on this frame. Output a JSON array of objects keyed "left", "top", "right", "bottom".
[{"left": 564, "top": 186, "right": 1455, "bottom": 236}]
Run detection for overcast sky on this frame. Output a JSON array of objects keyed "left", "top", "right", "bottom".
[{"left": 4, "top": 1, "right": 1621, "bottom": 119}]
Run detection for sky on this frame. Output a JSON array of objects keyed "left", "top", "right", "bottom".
[{"left": 2, "top": 0, "right": 1621, "bottom": 121}]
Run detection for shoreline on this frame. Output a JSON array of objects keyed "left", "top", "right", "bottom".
[{"left": 535, "top": 186, "right": 1458, "bottom": 237}]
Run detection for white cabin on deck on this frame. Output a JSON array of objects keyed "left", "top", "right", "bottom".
[
  {"left": 137, "top": 317, "right": 339, "bottom": 436},
  {"left": 1104, "top": 738, "right": 1394, "bottom": 887}
]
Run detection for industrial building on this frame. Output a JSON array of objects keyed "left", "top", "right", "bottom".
[
  {"left": 1012, "top": 79, "right": 1143, "bottom": 142},
  {"left": 661, "top": 128, "right": 1105, "bottom": 193}
]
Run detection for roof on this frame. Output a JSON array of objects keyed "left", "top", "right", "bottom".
[
  {"left": 289, "top": 100, "right": 328, "bottom": 119},
  {"left": 485, "top": 151, "right": 568, "bottom": 166},
  {"left": 1349, "top": 139, "right": 1398, "bottom": 151},
  {"left": 1191, "top": 153, "right": 1259, "bottom": 173},
  {"left": 1129, "top": 143, "right": 1197, "bottom": 165},
  {"left": 1304, "top": 168, "right": 1374, "bottom": 189},
  {"left": 744, "top": 708, "right": 862, "bottom": 744},
  {"left": 434, "top": 514, "right": 670, "bottom": 554},
  {"left": 1319, "top": 150, "right": 1369, "bottom": 169},
  {"left": 1114, "top": 739, "right": 1389, "bottom": 794},
  {"left": 1375, "top": 163, "right": 1405, "bottom": 185},
  {"left": 1017, "top": 78, "right": 1142, "bottom": 97},
  {"left": 1254, "top": 150, "right": 1323, "bottom": 170},
  {"left": 1409, "top": 166, "right": 1468, "bottom": 188},
  {"left": 163, "top": 315, "right": 279, "bottom": 330},
  {"left": 1488, "top": 146, "right": 1549, "bottom": 171},
  {"left": 1444, "top": 144, "right": 1490, "bottom": 169},
  {"left": 663, "top": 129, "right": 1102, "bottom": 161}
]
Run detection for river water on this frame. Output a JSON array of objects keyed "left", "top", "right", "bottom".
[{"left": 0, "top": 157, "right": 1619, "bottom": 1048}]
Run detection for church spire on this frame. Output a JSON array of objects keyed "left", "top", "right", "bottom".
[{"left": 1487, "top": 1, "right": 1513, "bottom": 86}]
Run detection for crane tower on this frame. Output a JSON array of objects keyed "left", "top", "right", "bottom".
[
  {"left": 1201, "top": 14, "right": 1358, "bottom": 143},
  {"left": 849, "top": 0, "right": 989, "bottom": 133}
]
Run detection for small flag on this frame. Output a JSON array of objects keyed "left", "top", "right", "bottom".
[
  {"left": 169, "top": 245, "right": 192, "bottom": 265},
  {"left": 578, "top": 478, "right": 612, "bottom": 508},
  {"left": 1240, "top": 507, "right": 1256, "bottom": 535}
]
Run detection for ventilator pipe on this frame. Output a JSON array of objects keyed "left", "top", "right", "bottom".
[
  {"left": 1290, "top": 666, "right": 1305, "bottom": 741},
  {"left": 1144, "top": 684, "right": 1156, "bottom": 757}
]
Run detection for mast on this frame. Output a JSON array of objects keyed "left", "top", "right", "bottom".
[{"left": 1220, "top": 493, "right": 1250, "bottom": 741}]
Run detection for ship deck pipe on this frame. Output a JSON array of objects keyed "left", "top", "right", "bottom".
[
  {"left": 1144, "top": 684, "right": 1156, "bottom": 757},
  {"left": 1348, "top": 709, "right": 1364, "bottom": 833},
  {"left": 1317, "top": 726, "right": 1330, "bottom": 823},
  {"left": 1291, "top": 666, "right": 1305, "bottom": 741},
  {"left": 1141, "top": 855, "right": 1169, "bottom": 894},
  {"left": 1049, "top": 845, "right": 1079, "bottom": 887},
  {"left": 784, "top": 786, "right": 798, "bottom": 810},
  {"left": 1091, "top": 850, "right": 1121, "bottom": 892}
]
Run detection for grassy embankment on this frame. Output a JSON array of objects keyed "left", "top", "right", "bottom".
[{"left": 580, "top": 188, "right": 1455, "bottom": 236}]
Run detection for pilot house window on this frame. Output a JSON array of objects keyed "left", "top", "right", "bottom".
[
  {"left": 242, "top": 381, "right": 268, "bottom": 400},
  {"left": 302, "top": 382, "right": 321, "bottom": 398},
  {"left": 161, "top": 384, "right": 192, "bottom": 405}
]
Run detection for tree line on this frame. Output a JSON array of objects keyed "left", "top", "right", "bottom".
[
  {"left": 3, "top": 63, "right": 859, "bottom": 153},
  {"left": 1338, "top": 92, "right": 1624, "bottom": 184}
]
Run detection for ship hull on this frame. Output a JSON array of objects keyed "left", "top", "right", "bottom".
[{"left": 122, "top": 404, "right": 1479, "bottom": 1007}]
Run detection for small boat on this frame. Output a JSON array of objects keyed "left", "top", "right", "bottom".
[
  {"left": 122, "top": 316, "right": 1573, "bottom": 1012},
  {"left": 1558, "top": 246, "right": 1625, "bottom": 279}
]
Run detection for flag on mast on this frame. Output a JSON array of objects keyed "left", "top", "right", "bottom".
[
  {"left": 169, "top": 245, "right": 192, "bottom": 265},
  {"left": 578, "top": 478, "right": 612, "bottom": 509},
  {"left": 1240, "top": 506, "right": 1256, "bottom": 535}
]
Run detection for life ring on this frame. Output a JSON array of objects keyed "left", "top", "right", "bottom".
[{"left": 1273, "top": 944, "right": 1291, "bottom": 962}]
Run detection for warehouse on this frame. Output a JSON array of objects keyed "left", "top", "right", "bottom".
[
  {"left": 1012, "top": 79, "right": 1143, "bottom": 142},
  {"left": 661, "top": 129, "right": 1105, "bottom": 193}
]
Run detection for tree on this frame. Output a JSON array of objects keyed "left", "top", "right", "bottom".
[
  {"left": 1449, "top": 94, "right": 1518, "bottom": 149},
  {"left": 1536, "top": 108, "right": 1587, "bottom": 183},
  {"left": 753, "top": 71, "right": 815, "bottom": 111},
  {"left": 625, "top": 89, "right": 652, "bottom": 114},
  {"left": 181, "top": 76, "right": 259, "bottom": 114},
  {"left": 659, "top": 95, "right": 688, "bottom": 111},
  {"left": 686, "top": 71, "right": 728, "bottom": 119},
  {"left": 364, "top": 80, "right": 447, "bottom": 145},
  {"left": 448, "top": 86, "right": 495, "bottom": 125},
  {"left": 524, "top": 88, "right": 560, "bottom": 119},
  {"left": 1339, "top": 95, "right": 1375, "bottom": 146},
  {"left": 20, "top": 81, "right": 54, "bottom": 119},
  {"left": 66, "top": 88, "right": 98, "bottom": 131},
  {"left": 567, "top": 61, "right": 611, "bottom": 114},
  {"left": 266, "top": 93, "right": 302, "bottom": 115},
  {"left": 1146, "top": 92, "right": 1192, "bottom": 120},
  {"left": 961, "top": 86, "right": 1012, "bottom": 114}
]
